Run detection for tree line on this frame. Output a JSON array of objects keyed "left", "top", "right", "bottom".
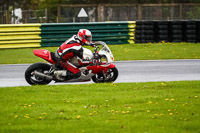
[{"left": 1, "top": 0, "right": 200, "bottom": 11}]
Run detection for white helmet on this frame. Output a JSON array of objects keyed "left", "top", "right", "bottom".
[{"left": 77, "top": 29, "right": 92, "bottom": 45}]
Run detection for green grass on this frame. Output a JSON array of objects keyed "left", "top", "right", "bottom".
[
  {"left": 0, "top": 43, "right": 200, "bottom": 64},
  {"left": 114, "top": 42, "right": 200, "bottom": 60},
  {"left": 0, "top": 81, "right": 200, "bottom": 133}
]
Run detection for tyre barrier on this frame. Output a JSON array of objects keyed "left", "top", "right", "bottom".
[
  {"left": 135, "top": 21, "right": 200, "bottom": 43},
  {"left": 0, "top": 21, "right": 136, "bottom": 49},
  {"left": 0, "top": 24, "right": 41, "bottom": 48},
  {"left": 0, "top": 21, "right": 199, "bottom": 48}
]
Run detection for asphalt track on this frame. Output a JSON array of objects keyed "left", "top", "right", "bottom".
[{"left": 0, "top": 59, "right": 200, "bottom": 87}]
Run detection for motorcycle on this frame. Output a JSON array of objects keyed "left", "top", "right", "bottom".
[{"left": 25, "top": 41, "right": 118, "bottom": 85}]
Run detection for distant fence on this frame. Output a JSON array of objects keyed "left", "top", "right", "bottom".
[
  {"left": 0, "top": 10, "right": 47, "bottom": 24},
  {"left": 0, "top": 22, "right": 135, "bottom": 49},
  {"left": 58, "top": 4, "right": 200, "bottom": 23},
  {"left": 1, "top": 3, "right": 200, "bottom": 24}
]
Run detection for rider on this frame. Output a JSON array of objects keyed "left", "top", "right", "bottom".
[{"left": 54, "top": 29, "right": 93, "bottom": 80}]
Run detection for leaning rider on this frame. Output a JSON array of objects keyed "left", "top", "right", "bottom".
[{"left": 54, "top": 29, "right": 93, "bottom": 80}]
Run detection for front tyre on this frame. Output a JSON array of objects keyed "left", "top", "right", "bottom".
[
  {"left": 92, "top": 67, "right": 118, "bottom": 83},
  {"left": 25, "top": 63, "right": 52, "bottom": 85}
]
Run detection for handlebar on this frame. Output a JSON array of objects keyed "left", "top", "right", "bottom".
[
  {"left": 90, "top": 41, "right": 110, "bottom": 65},
  {"left": 92, "top": 47, "right": 102, "bottom": 65}
]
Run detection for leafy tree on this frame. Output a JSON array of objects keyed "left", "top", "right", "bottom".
[{"left": 186, "top": 6, "right": 200, "bottom": 20}]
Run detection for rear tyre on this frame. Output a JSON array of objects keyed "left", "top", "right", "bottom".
[
  {"left": 25, "top": 63, "right": 52, "bottom": 85},
  {"left": 92, "top": 67, "right": 118, "bottom": 83}
]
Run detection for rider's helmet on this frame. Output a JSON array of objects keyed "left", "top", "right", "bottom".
[{"left": 77, "top": 29, "right": 92, "bottom": 45}]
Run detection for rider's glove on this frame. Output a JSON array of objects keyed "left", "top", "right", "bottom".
[{"left": 90, "top": 42, "right": 95, "bottom": 47}]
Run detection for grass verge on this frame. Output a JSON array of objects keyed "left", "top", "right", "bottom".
[
  {"left": 0, "top": 43, "right": 200, "bottom": 64},
  {"left": 0, "top": 81, "right": 199, "bottom": 133}
]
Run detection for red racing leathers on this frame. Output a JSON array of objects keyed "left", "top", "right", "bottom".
[{"left": 55, "top": 35, "right": 84, "bottom": 78}]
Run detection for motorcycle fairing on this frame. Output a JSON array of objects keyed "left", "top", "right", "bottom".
[
  {"left": 86, "top": 63, "right": 115, "bottom": 74},
  {"left": 33, "top": 49, "right": 56, "bottom": 64},
  {"left": 64, "top": 63, "right": 116, "bottom": 82}
]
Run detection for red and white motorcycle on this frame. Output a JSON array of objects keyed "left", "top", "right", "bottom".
[{"left": 25, "top": 41, "right": 118, "bottom": 85}]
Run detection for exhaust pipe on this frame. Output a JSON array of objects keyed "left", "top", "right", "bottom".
[{"left": 33, "top": 71, "right": 53, "bottom": 80}]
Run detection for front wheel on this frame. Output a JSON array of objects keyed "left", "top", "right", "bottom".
[
  {"left": 25, "top": 63, "right": 52, "bottom": 85},
  {"left": 92, "top": 67, "right": 118, "bottom": 83}
]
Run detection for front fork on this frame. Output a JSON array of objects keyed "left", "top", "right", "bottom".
[{"left": 101, "top": 67, "right": 113, "bottom": 81}]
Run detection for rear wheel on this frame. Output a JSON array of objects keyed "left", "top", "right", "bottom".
[
  {"left": 92, "top": 67, "right": 118, "bottom": 83},
  {"left": 25, "top": 63, "right": 52, "bottom": 85}
]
